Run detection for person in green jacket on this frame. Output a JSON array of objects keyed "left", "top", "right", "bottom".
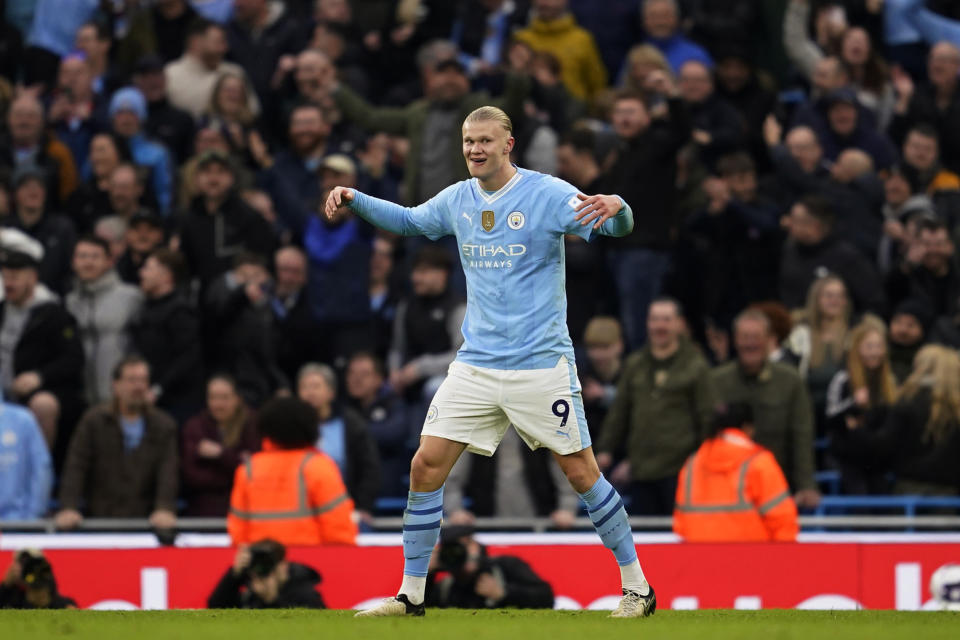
[
  {"left": 597, "top": 298, "right": 715, "bottom": 515},
  {"left": 323, "top": 40, "right": 529, "bottom": 206},
  {"left": 710, "top": 308, "right": 822, "bottom": 509}
]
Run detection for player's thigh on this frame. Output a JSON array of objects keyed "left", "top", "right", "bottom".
[
  {"left": 421, "top": 361, "right": 511, "bottom": 456},
  {"left": 501, "top": 356, "right": 590, "bottom": 456}
]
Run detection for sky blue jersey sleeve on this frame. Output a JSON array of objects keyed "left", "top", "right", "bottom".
[
  {"left": 544, "top": 176, "right": 634, "bottom": 241},
  {"left": 348, "top": 186, "right": 456, "bottom": 240}
]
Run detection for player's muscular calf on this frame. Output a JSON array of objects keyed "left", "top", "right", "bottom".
[
  {"left": 553, "top": 446, "right": 602, "bottom": 494},
  {"left": 409, "top": 436, "right": 466, "bottom": 492}
]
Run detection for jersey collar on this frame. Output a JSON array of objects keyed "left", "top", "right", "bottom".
[{"left": 473, "top": 168, "right": 523, "bottom": 205}]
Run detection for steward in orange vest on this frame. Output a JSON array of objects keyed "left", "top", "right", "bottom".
[
  {"left": 227, "top": 397, "right": 358, "bottom": 546},
  {"left": 673, "top": 403, "right": 798, "bottom": 542}
]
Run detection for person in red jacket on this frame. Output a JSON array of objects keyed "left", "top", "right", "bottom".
[
  {"left": 673, "top": 403, "right": 799, "bottom": 542},
  {"left": 227, "top": 397, "right": 357, "bottom": 546}
]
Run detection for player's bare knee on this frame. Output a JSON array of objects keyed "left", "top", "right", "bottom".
[
  {"left": 409, "top": 451, "right": 444, "bottom": 490},
  {"left": 564, "top": 465, "right": 601, "bottom": 494}
]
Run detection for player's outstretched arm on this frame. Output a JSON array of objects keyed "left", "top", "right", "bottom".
[
  {"left": 324, "top": 186, "right": 424, "bottom": 236},
  {"left": 573, "top": 194, "right": 634, "bottom": 237}
]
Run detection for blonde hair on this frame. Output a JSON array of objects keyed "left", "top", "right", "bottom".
[
  {"left": 846, "top": 316, "right": 897, "bottom": 407},
  {"left": 623, "top": 44, "right": 672, "bottom": 91},
  {"left": 801, "top": 275, "right": 850, "bottom": 369},
  {"left": 898, "top": 344, "right": 960, "bottom": 443},
  {"left": 208, "top": 71, "right": 254, "bottom": 126},
  {"left": 464, "top": 106, "right": 513, "bottom": 135}
]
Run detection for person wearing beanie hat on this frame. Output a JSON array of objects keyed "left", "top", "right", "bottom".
[
  {"left": 889, "top": 298, "right": 932, "bottom": 383},
  {"left": 109, "top": 87, "right": 174, "bottom": 215}
]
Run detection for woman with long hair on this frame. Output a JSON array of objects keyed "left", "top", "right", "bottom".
[
  {"left": 840, "top": 345, "right": 960, "bottom": 496},
  {"left": 839, "top": 27, "right": 895, "bottom": 129},
  {"left": 202, "top": 72, "right": 265, "bottom": 170},
  {"left": 825, "top": 317, "right": 898, "bottom": 493},
  {"left": 67, "top": 131, "right": 133, "bottom": 232},
  {"left": 181, "top": 374, "right": 261, "bottom": 516}
]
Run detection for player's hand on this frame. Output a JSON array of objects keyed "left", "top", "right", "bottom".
[
  {"left": 573, "top": 194, "right": 623, "bottom": 230},
  {"left": 475, "top": 572, "right": 505, "bottom": 602},
  {"left": 324, "top": 186, "right": 355, "bottom": 221},
  {"left": 54, "top": 509, "right": 84, "bottom": 530}
]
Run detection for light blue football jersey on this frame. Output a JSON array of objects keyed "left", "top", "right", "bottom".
[{"left": 354, "top": 168, "right": 594, "bottom": 370}]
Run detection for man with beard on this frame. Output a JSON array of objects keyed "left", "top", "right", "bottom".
[
  {"left": 259, "top": 103, "right": 332, "bottom": 217},
  {"left": 54, "top": 355, "right": 178, "bottom": 531}
]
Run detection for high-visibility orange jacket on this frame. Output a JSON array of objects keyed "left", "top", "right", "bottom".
[
  {"left": 227, "top": 443, "right": 358, "bottom": 546},
  {"left": 673, "top": 428, "right": 798, "bottom": 542}
]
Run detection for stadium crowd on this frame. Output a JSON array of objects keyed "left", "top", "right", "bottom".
[{"left": 1, "top": 0, "right": 960, "bottom": 543}]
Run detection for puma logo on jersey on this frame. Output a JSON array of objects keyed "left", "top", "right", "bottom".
[{"left": 462, "top": 212, "right": 474, "bottom": 224}]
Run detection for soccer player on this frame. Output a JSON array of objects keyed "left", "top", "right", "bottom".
[{"left": 327, "top": 106, "right": 655, "bottom": 618}]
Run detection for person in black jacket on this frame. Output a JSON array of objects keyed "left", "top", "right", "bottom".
[
  {"left": 272, "top": 246, "right": 326, "bottom": 382},
  {"left": 885, "top": 217, "right": 960, "bottom": 319},
  {"left": 601, "top": 75, "right": 690, "bottom": 348},
  {"left": 678, "top": 60, "right": 746, "bottom": 171},
  {"left": 132, "top": 247, "right": 204, "bottom": 423},
  {"left": 0, "top": 229, "right": 84, "bottom": 466},
  {"left": 0, "top": 551, "right": 76, "bottom": 610},
  {"left": 298, "top": 362, "right": 380, "bottom": 523},
  {"left": 208, "top": 539, "right": 325, "bottom": 609},
  {"left": 425, "top": 525, "right": 553, "bottom": 609},
  {"left": 133, "top": 55, "right": 196, "bottom": 165}
]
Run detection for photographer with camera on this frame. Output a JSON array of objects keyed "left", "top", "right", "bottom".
[
  {"left": 425, "top": 526, "right": 554, "bottom": 610},
  {"left": 0, "top": 550, "right": 76, "bottom": 609},
  {"left": 207, "top": 539, "right": 325, "bottom": 609}
]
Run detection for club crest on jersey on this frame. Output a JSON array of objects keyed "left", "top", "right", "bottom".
[
  {"left": 507, "top": 211, "right": 525, "bottom": 230},
  {"left": 482, "top": 210, "right": 495, "bottom": 232}
]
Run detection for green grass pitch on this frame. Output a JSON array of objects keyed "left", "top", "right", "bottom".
[{"left": 2, "top": 609, "right": 958, "bottom": 640}]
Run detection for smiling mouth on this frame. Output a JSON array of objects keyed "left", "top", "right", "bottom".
[{"left": 470, "top": 157, "right": 486, "bottom": 166}]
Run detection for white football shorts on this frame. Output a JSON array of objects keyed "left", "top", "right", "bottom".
[{"left": 421, "top": 355, "right": 591, "bottom": 456}]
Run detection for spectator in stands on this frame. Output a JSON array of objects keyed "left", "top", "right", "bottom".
[
  {"left": 389, "top": 246, "right": 466, "bottom": 410},
  {"left": 826, "top": 317, "right": 899, "bottom": 494},
  {"left": 93, "top": 216, "right": 128, "bottom": 269},
  {"left": 22, "top": 0, "right": 98, "bottom": 89},
  {"left": 597, "top": 298, "right": 714, "bottom": 515},
  {"left": 899, "top": 125, "right": 960, "bottom": 218},
  {"left": 0, "top": 228, "right": 83, "bottom": 453},
  {"left": 425, "top": 525, "right": 554, "bottom": 609},
  {"left": 369, "top": 236, "right": 400, "bottom": 360},
  {"left": 55, "top": 355, "right": 178, "bottom": 530},
  {"left": 779, "top": 195, "right": 885, "bottom": 314},
  {"left": 65, "top": 235, "right": 143, "bottom": 406},
  {"left": 47, "top": 53, "right": 102, "bottom": 172},
  {"left": 711, "top": 309, "right": 820, "bottom": 508},
  {"left": 272, "top": 246, "right": 324, "bottom": 383},
  {"left": 641, "top": 0, "right": 712, "bottom": 74},
  {"left": 0, "top": 550, "right": 76, "bottom": 609},
  {"left": 578, "top": 317, "right": 624, "bottom": 442},
  {"left": 118, "top": 0, "right": 200, "bottom": 73},
  {"left": 227, "top": 397, "right": 358, "bottom": 546},
  {"left": 181, "top": 374, "right": 260, "bottom": 517},
  {"left": 259, "top": 103, "right": 332, "bottom": 218},
  {"left": 109, "top": 87, "right": 175, "bottom": 216},
  {"left": 346, "top": 351, "right": 409, "bottom": 500},
  {"left": 133, "top": 55, "right": 197, "bottom": 165},
  {"left": 677, "top": 59, "right": 745, "bottom": 170},
  {"left": 116, "top": 212, "right": 165, "bottom": 286},
  {"left": 712, "top": 45, "right": 777, "bottom": 166},
  {"left": 891, "top": 42, "right": 960, "bottom": 174},
  {"left": 0, "top": 93, "right": 77, "bottom": 207},
  {"left": 820, "top": 149, "right": 884, "bottom": 259},
  {"left": 812, "top": 88, "right": 897, "bottom": 171},
  {"left": 208, "top": 539, "right": 325, "bottom": 609},
  {"left": 766, "top": 125, "right": 831, "bottom": 214},
  {"left": 202, "top": 71, "right": 264, "bottom": 169},
  {"left": 73, "top": 20, "right": 118, "bottom": 97},
  {"left": 603, "top": 77, "right": 691, "bottom": 348},
  {"left": 9, "top": 164, "right": 77, "bottom": 294},
  {"left": 67, "top": 132, "right": 132, "bottom": 233},
  {"left": 513, "top": 0, "right": 606, "bottom": 101},
  {"left": 203, "top": 252, "right": 289, "bottom": 406},
  {"left": 0, "top": 396, "right": 51, "bottom": 520},
  {"left": 105, "top": 164, "right": 152, "bottom": 223},
  {"left": 836, "top": 345, "right": 960, "bottom": 496},
  {"left": 178, "top": 150, "right": 277, "bottom": 288},
  {"left": 888, "top": 299, "right": 932, "bottom": 383},
  {"left": 298, "top": 363, "right": 380, "bottom": 523},
  {"left": 132, "top": 248, "right": 204, "bottom": 422},
  {"left": 877, "top": 171, "right": 935, "bottom": 276},
  {"left": 165, "top": 19, "right": 259, "bottom": 120},
  {"left": 885, "top": 217, "right": 959, "bottom": 318},
  {"left": 620, "top": 43, "right": 672, "bottom": 94},
  {"left": 673, "top": 402, "right": 799, "bottom": 542}
]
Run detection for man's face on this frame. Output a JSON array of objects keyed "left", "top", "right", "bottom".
[
  {"left": 113, "top": 362, "right": 150, "bottom": 411},
  {"left": 462, "top": 119, "right": 513, "bottom": 182},
  {"left": 586, "top": 341, "right": 622, "bottom": 369},
  {"left": 785, "top": 129, "right": 823, "bottom": 173},
  {"left": 611, "top": 98, "right": 650, "bottom": 139},
  {"left": 884, "top": 172, "right": 911, "bottom": 206},
  {"left": 890, "top": 313, "right": 923, "bottom": 346},
  {"left": 411, "top": 265, "right": 448, "bottom": 296},
  {"left": 903, "top": 132, "right": 939, "bottom": 171},
  {"left": 678, "top": 62, "right": 713, "bottom": 104},
  {"left": 15, "top": 179, "right": 46, "bottom": 212},
  {"left": 75, "top": 25, "right": 108, "bottom": 61},
  {"left": 534, "top": 0, "right": 566, "bottom": 21},
  {"left": 828, "top": 103, "right": 858, "bottom": 137},
  {"left": 1, "top": 267, "right": 37, "bottom": 305},
  {"left": 58, "top": 57, "right": 92, "bottom": 97},
  {"left": 196, "top": 163, "right": 234, "bottom": 201},
  {"left": 346, "top": 357, "right": 382, "bottom": 402},
  {"left": 920, "top": 228, "right": 954, "bottom": 272},
  {"left": 72, "top": 241, "right": 111, "bottom": 282},
  {"left": 735, "top": 318, "right": 770, "bottom": 372},
  {"left": 643, "top": 0, "right": 678, "bottom": 39},
  {"left": 724, "top": 170, "right": 757, "bottom": 202},
  {"left": 108, "top": 168, "right": 141, "bottom": 213},
  {"left": 425, "top": 66, "right": 470, "bottom": 104},
  {"left": 139, "top": 256, "right": 170, "bottom": 294},
  {"left": 289, "top": 108, "right": 329, "bottom": 154},
  {"left": 249, "top": 563, "right": 286, "bottom": 604},
  {"left": 647, "top": 301, "right": 681, "bottom": 349},
  {"left": 928, "top": 44, "right": 960, "bottom": 89},
  {"left": 295, "top": 51, "right": 334, "bottom": 96},
  {"left": 8, "top": 98, "right": 43, "bottom": 145},
  {"left": 274, "top": 249, "right": 307, "bottom": 296},
  {"left": 89, "top": 135, "right": 120, "bottom": 179},
  {"left": 715, "top": 57, "right": 749, "bottom": 93},
  {"left": 112, "top": 110, "right": 141, "bottom": 138},
  {"left": 788, "top": 203, "right": 827, "bottom": 245},
  {"left": 298, "top": 372, "right": 334, "bottom": 413},
  {"left": 134, "top": 70, "right": 167, "bottom": 103},
  {"left": 812, "top": 57, "right": 846, "bottom": 93},
  {"left": 200, "top": 26, "right": 229, "bottom": 68},
  {"left": 127, "top": 222, "right": 164, "bottom": 255}
]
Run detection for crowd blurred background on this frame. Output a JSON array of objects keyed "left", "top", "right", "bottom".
[{"left": 1, "top": 0, "right": 960, "bottom": 537}]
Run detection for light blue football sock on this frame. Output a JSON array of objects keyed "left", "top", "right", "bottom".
[
  {"left": 401, "top": 487, "right": 444, "bottom": 577},
  {"left": 580, "top": 475, "right": 638, "bottom": 566}
]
